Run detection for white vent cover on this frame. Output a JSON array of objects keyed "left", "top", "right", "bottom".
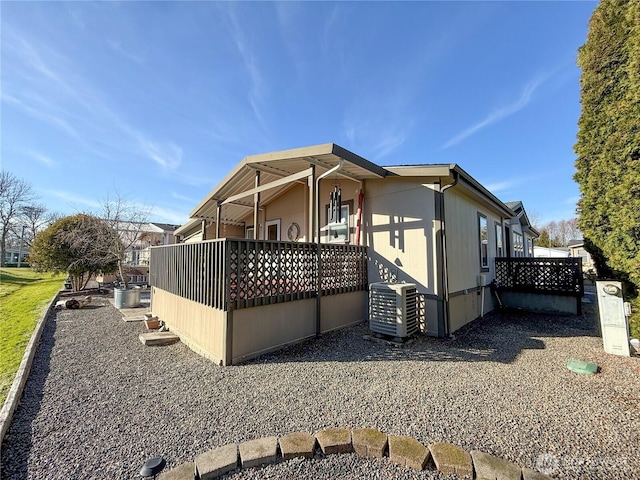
[{"left": 369, "top": 282, "right": 418, "bottom": 338}]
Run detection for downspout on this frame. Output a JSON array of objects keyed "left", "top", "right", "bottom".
[
  {"left": 355, "top": 188, "right": 364, "bottom": 246},
  {"left": 315, "top": 159, "right": 344, "bottom": 336},
  {"left": 439, "top": 171, "right": 459, "bottom": 337}
]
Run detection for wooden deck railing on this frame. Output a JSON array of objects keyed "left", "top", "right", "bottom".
[
  {"left": 494, "top": 257, "right": 584, "bottom": 297},
  {"left": 150, "top": 239, "right": 368, "bottom": 311},
  {"left": 149, "top": 239, "right": 227, "bottom": 310}
]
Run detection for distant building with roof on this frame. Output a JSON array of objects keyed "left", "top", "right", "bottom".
[{"left": 567, "top": 239, "right": 594, "bottom": 273}]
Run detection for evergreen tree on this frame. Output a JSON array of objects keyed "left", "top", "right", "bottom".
[{"left": 574, "top": 0, "right": 640, "bottom": 288}]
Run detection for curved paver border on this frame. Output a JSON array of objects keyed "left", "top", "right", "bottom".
[
  {"left": 159, "top": 427, "right": 553, "bottom": 479},
  {"left": 0, "top": 290, "right": 62, "bottom": 444}
]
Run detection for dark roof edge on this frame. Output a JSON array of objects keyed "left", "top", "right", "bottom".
[
  {"left": 451, "top": 164, "right": 516, "bottom": 218},
  {"left": 331, "top": 144, "right": 390, "bottom": 178}
]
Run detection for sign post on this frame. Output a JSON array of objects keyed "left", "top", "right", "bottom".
[{"left": 596, "top": 281, "right": 630, "bottom": 356}]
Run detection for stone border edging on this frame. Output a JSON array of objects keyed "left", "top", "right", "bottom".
[
  {"left": 0, "top": 289, "right": 62, "bottom": 444},
  {"left": 159, "top": 427, "right": 553, "bottom": 480}
]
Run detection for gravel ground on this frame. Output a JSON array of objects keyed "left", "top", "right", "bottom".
[{"left": 1, "top": 291, "right": 639, "bottom": 479}]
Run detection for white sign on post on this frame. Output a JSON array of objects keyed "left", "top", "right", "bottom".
[{"left": 596, "top": 281, "right": 630, "bottom": 357}]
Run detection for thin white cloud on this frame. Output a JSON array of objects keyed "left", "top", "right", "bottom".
[
  {"left": 2, "top": 92, "right": 80, "bottom": 138},
  {"left": 45, "top": 190, "right": 101, "bottom": 210},
  {"left": 171, "top": 192, "right": 198, "bottom": 203},
  {"left": 144, "top": 204, "right": 189, "bottom": 225},
  {"left": 484, "top": 180, "right": 518, "bottom": 194},
  {"left": 4, "top": 27, "right": 185, "bottom": 174},
  {"left": 222, "top": 4, "right": 270, "bottom": 134},
  {"left": 4, "top": 29, "right": 75, "bottom": 96},
  {"left": 372, "top": 132, "right": 408, "bottom": 160},
  {"left": 342, "top": 97, "right": 412, "bottom": 160},
  {"left": 442, "top": 74, "right": 549, "bottom": 149},
  {"left": 107, "top": 39, "right": 145, "bottom": 64},
  {"left": 29, "top": 151, "right": 57, "bottom": 168},
  {"left": 138, "top": 139, "right": 183, "bottom": 171}
]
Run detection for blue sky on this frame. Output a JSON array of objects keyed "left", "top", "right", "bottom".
[{"left": 1, "top": 1, "right": 597, "bottom": 226}]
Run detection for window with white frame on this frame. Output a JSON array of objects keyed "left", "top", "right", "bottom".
[
  {"left": 513, "top": 232, "right": 524, "bottom": 257},
  {"left": 495, "top": 222, "right": 503, "bottom": 257},
  {"left": 478, "top": 213, "right": 489, "bottom": 270},
  {"left": 325, "top": 203, "right": 350, "bottom": 243},
  {"left": 527, "top": 238, "right": 533, "bottom": 257}
]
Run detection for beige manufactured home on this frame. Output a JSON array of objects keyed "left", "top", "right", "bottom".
[{"left": 152, "top": 143, "right": 538, "bottom": 364}]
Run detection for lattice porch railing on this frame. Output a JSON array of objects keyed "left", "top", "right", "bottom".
[
  {"left": 228, "top": 239, "right": 317, "bottom": 309},
  {"left": 494, "top": 257, "right": 584, "bottom": 296},
  {"left": 320, "top": 244, "right": 368, "bottom": 296},
  {"left": 150, "top": 239, "right": 368, "bottom": 311}
]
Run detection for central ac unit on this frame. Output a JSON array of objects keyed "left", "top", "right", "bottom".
[{"left": 369, "top": 282, "right": 418, "bottom": 338}]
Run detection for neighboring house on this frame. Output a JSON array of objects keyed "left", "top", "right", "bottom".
[
  {"left": 125, "top": 222, "right": 181, "bottom": 266},
  {"left": 151, "top": 143, "right": 539, "bottom": 364},
  {"left": 504, "top": 201, "right": 539, "bottom": 258},
  {"left": 3, "top": 248, "right": 29, "bottom": 265},
  {"left": 533, "top": 246, "right": 570, "bottom": 258},
  {"left": 567, "top": 239, "right": 594, "bottom": 273},
  {"left": 99, "top": 222, "right": 180, "bottom": 285},
  {"left": 174, "top": 218, "right": 243, "bottom": 243}
]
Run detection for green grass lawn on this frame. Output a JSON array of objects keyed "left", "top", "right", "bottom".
[{"left": 0, "top": 268, "right": 63, "bottom": 407}]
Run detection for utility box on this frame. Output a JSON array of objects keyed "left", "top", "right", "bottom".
[
  {"left": 596, "top": 281, "right": 630, "bottom": 356},
  {"left": 369, "top": 282, "right": 418, "bottom": 338}
]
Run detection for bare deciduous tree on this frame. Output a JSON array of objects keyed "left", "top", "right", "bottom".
[
  {"left": 537, "top": 218, "right": 582, "bottom": 248},
  {"left": 11, "top": 203, "right": 59, "bottom": 248},
  {"left": 97, "top": 191, "right": 152, "bottom": 288},
  {"left": 0, "top": 171, "right": 35, "bottom": 266}
]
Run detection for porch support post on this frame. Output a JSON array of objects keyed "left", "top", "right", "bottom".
[
  {"left": 216, "top": 202, "right": 222, "bottom": 239},
  {"left": 308, "top": 165, "right": 315, "bottom": 242},
  {"left": 224, "top": 240, "right": 233, "bottom": 366},
  {"left": 253, "top": 171, "right": 260, "bottom": 240},
  {"left": 316, "top": 176, "right": 322, "bottom": 336}
]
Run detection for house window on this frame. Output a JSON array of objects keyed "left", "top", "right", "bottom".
[
  {"left": 478, "top": 213, "right": 489, "bottom": 271},
  {"left": 495, "top": 222, "right": 503, "bottom": 257},
  {"left": 513, "top": 232, "right": 524, "bottom": 257},
  {"left": 246, "top": 226, "right": 255, "bottom": 239},
  {"left": 325, "top": 203, "right": 350, "bottom": 243},
  {"left": 527, "top": 238, "right": 533, "bottom": 257}
]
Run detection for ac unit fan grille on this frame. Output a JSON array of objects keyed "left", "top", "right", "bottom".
[{"left": 369, "top": 283, "right": 418, "bottom": 338}]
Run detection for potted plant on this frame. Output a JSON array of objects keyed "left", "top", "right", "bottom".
[{"left": 144, "top": 313, "right": 160, "bottom": 329}]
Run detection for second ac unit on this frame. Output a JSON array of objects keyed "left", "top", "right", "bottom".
[{"left": 369, "top": 282, "right": 418, "bottom": 338}]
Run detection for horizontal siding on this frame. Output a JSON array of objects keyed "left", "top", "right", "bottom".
[{"left": 364, "top": 179, "right": 438, "bottom": 293}]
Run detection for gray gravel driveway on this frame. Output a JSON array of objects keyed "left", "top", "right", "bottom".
[{"left": 1, "top": 293, "right": 639, "bottom": 479}]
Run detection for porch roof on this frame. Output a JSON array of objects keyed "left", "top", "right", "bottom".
[{"left": 191, "top": 143, "right": 389, "bottom": 223}]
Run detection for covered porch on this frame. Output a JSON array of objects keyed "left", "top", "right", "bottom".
[
  {"left": 152, "top": 144, "right": 389, "bottom": 365},
  {"left": 185, "top": 143, "right": 388, "bottom": 244}
]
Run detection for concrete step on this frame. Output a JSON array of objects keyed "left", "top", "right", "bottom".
[{"left": 139, "top": 332, "right": 179, "bottom": 346}]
